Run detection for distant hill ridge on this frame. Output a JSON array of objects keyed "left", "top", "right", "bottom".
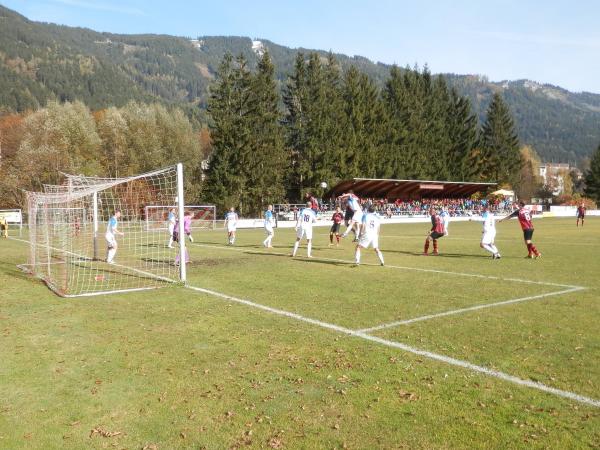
[{"left": 1, "top": 4, "right": 599, "bottom": 165}]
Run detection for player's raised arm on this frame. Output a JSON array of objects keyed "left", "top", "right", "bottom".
[{"left": 498, "top": 208, "right": 519, "bottom": 223}]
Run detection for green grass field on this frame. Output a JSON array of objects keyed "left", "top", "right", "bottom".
[{"left": 1, "top": 217, "right": 599, "bottom": 449}]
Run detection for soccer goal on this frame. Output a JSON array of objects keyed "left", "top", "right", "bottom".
[
  {"left": 0, "top": 209, "right": 23, "bottom": 237},
  {"left": 22, "top": 164, "right": 187, "bottom": 297},
  {"left": 144, "top": 205, "right": 217, "bottom": 232}
]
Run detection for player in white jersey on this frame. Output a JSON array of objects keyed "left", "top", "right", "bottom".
[
  {"left": 167, "top": 208, "right": 176, "bottom": 248},
  {"left": 292, "top": 201, "right": 317, "bottom": 258},
  {"left": 470, "top": 205, "right": 501, "bottom": 259},
  {"left": 105, "top": 210, "right": 124, "bottom": 264},
  {"left": 338, "top": 190, "right": 363, "bottom": 240},
  {"left": 225, "top": 207, "right": 238, "bottom": 245},
  {"left": 355, "top": 205, "right": 385, "bottom": 266},
  {"left": 262, "top": 204, "right": 275, "bottom": 248},
  {"left": 440, "top": 209, "right": 450, "bottom": 236}
]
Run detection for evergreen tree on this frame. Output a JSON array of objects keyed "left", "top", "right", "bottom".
[
  {"left": 283, "top": 52, "right": 345, "bottom": 199},
  {"left": 480, "top": 93, "right": 522, "bottom": 185},
  {"left": 380, "top": 65, "right": 409, "bottom": 178},
  {"left": 204, "top": 53, "right": 253, "bottom": 213},
  {"left": 283, "top": 53, "right": 309, "bottom": 200},
  {"left": 445, "top": 88, "right": 480, "bottom": 181},
  {"left": 245, "top": 50, "right": 286, "bottom": 213},
  {"left": 341, "top": 67, "right": 385, "bottom": 179},
  {"left": 584, "top": 143, "right": 600, "bottom": 203}
]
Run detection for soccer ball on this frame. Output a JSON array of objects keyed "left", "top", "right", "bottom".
[{"left": 320, "top": 181, "right": 328, "bottom": 189}]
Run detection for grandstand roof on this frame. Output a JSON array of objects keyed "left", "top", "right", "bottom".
[{"left": 326, "top": 178, "right": 497, "bottom": 200}]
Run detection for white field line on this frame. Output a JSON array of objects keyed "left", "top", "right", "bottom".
[
  {"left": 185, "top": 284, "right": 600, "bottom": 409},
  {"left": 357, "top": 287, "right": 585, "bottom": 333},
  {"left": 9, "top": 236, "right": 177, "bottom": 294},
  {"left": 9, "top": 235, "right": 599, "bottom": 407},
  {"left": 354, "top": 233, "right": 600, "bottom": 247},
  {"left": 190, "top": 242, "right": 582, "bottom": 289}
]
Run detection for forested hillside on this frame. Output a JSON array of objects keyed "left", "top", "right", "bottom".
[{"left": 1, "top": 4, "right": 599, "bottom": 165}]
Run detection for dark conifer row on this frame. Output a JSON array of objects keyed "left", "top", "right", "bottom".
[{"left": 204, "top": 52, "right": 522, "bottom": 215}]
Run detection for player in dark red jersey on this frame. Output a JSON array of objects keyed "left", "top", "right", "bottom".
[
  {"left": 305, "top": 192, "right": 319, "bottom": 213},
  {"left": 498, "top": 200, "right": 541, "bottom": 258},
  {"left": 576, "top": 202, "right": 586, "bottom": 227},
  {"left": 423, "top": 208, "right": 445, "bottom": 255},
  {"left": 329, "top": 206, "right": 344, "bottom": 246}
]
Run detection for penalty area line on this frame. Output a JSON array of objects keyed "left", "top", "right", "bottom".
[
  {"left": 185, "top": 283, "right": 600, "bottom": 409},
  {"left": 357, "top": 286, "right": 585, "bottom": 333},
  {"left": 190, "top": 242, "right": 583, "bottom": 289}
]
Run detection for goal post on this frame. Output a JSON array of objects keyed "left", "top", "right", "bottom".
[{"left": 21, "top": 163, "right": 187, "bottom": 297}]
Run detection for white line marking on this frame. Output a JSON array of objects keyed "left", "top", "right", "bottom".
[
  {"left": 9, "top": 236, "right": 176, "bottom": 295},
  {"left": 357, "top": 287, "right": 585, "bottom": 333},
  {"left": 9, "top": 235, "right": 599, "bottom": 407},
  {"left": 185, "top": 284, "right": 600, "bottom": 409},
  {"left": 190, "top": 242, "right": 582, "bottom": 289}
]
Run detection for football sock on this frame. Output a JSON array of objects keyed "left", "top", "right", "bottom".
[
  {"left": 531, "top": 244, "right": 539, "bottom": 256},
  {"left": 330, "top": 234, "right": 333, "bottom": 244},
  {"left": 292, "top": 241, "right": 299, "bottom": 256},
  {"left": 107, "top": 248, "right": 116, "bottom": 263},
  {"left": 482, "top": 243, "right": 495, "bottom": 254},
  {"left": 168, "top": 237, "right": 173, "bottom": 247},
  {"left": 336, "top": 234, "right": 340, "bottom": 243},
  {"left": 355, "top": 248, "right": 361, "bottom": 264},
  {"left": 424, "top": 239, "right": 430, "bottom": 254},
  {"left": 526, "top": 243, "right": 533, "bottom": 255},
  {"left": 490, "top": 245, "right": 499, "bottom": 254},
  {"left": 307, "top": 242, "right": 312, "bottom": 257},
  {"left": 376, "top": 249, "right": 384, "bottom": 265},
  {"left": 433, "top": 240, "right": 438, "bottom": 253}
]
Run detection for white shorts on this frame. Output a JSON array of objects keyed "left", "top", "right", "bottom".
[
  {"left": 227, "top": 224, "right": 237, "bottom": 233},
  {"left": 105, "top": 232, "right": 117, "bottom": 248},
  {"left": 296, "top": 227, "right": 313, "bottom": 240},
  {"left": 352, "top": 210, "right": 363, "bottom": 222},
  {"left": 481, "top": 230, "right": 496, "bottom": 245},
  {"left": 358, "top": 234, "right": 379, "bottom": 249},
  {"left": 168, "top": 223, "right": 175, "bottom": 235},
  {"left": 265, "top": 225, "right": 274, "bottom": 235}
]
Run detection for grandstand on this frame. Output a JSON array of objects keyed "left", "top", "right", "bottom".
[{"left": 326, "top": 178, "right": 497, "bottom": 200}]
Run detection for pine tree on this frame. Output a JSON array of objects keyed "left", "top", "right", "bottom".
[
  {"left": 283, "top": 53, "right": 308, "bottom": 201},
  {"left": 381, "top": 65, "right": 409, "bottom": 179},
  {"left": 445, "top": 88, "right": 480, "bottom": 181},
  {"left": 584, "top": 143, "right": 600, "bottom": 203},
  {"left": 245, "top": 50, "right": 286, "bottom": 213},
  {"left": 204, "top": 53, "right": 249, "bottom": 213},
  {"left": 480, "top": 93, "right": 522, "bottom": 184},
  {"left": 283, "top": 52, "right": 345, "bottom": 200},
  {"left": 341, "top": 67, "right": 385, "bottom": 179}
]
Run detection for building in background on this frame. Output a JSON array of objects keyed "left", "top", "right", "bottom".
[{"left": 539, "top": 163, "right": 571, "bottom": 195}]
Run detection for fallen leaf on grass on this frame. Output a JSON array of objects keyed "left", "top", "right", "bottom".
[
  {"left": 89, "top": 427, "right": 122, "bottom": 438},
  {"left": 268, "top": 437, "right": 283, "bottom": 448},
  {"left": 142, "top": 444, "right": 158, "bottom": 450},
  {"left": 398, "top": 390, "right": 419, "bottom": 401}
]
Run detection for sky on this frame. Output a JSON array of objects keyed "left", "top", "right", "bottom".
[{"left": 3, "top": 0, "right": 600, "bottom": 93}]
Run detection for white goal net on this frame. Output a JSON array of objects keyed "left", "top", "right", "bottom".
[
  {"left": 145, "top": 205, "right": 216, "bottom": 232},
  {"left": 22, "top": 164, "right": 187, "bottom": 297}
]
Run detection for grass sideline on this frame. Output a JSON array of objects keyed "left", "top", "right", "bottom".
[{"left": 1, "top": 217, "right": 599, "bottom": 449}]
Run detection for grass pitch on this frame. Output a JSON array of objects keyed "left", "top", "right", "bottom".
[{"left": 0, "top": 217, "right": 599, "bottom": 449}]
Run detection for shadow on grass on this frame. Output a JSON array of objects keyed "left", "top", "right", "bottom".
[{"left": 0, "top": 260, "right": 32, "bottom": 282}]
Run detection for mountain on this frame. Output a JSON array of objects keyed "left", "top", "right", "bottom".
[{"left": 1, "top": 4, "right": 599, "bottom": 165}]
